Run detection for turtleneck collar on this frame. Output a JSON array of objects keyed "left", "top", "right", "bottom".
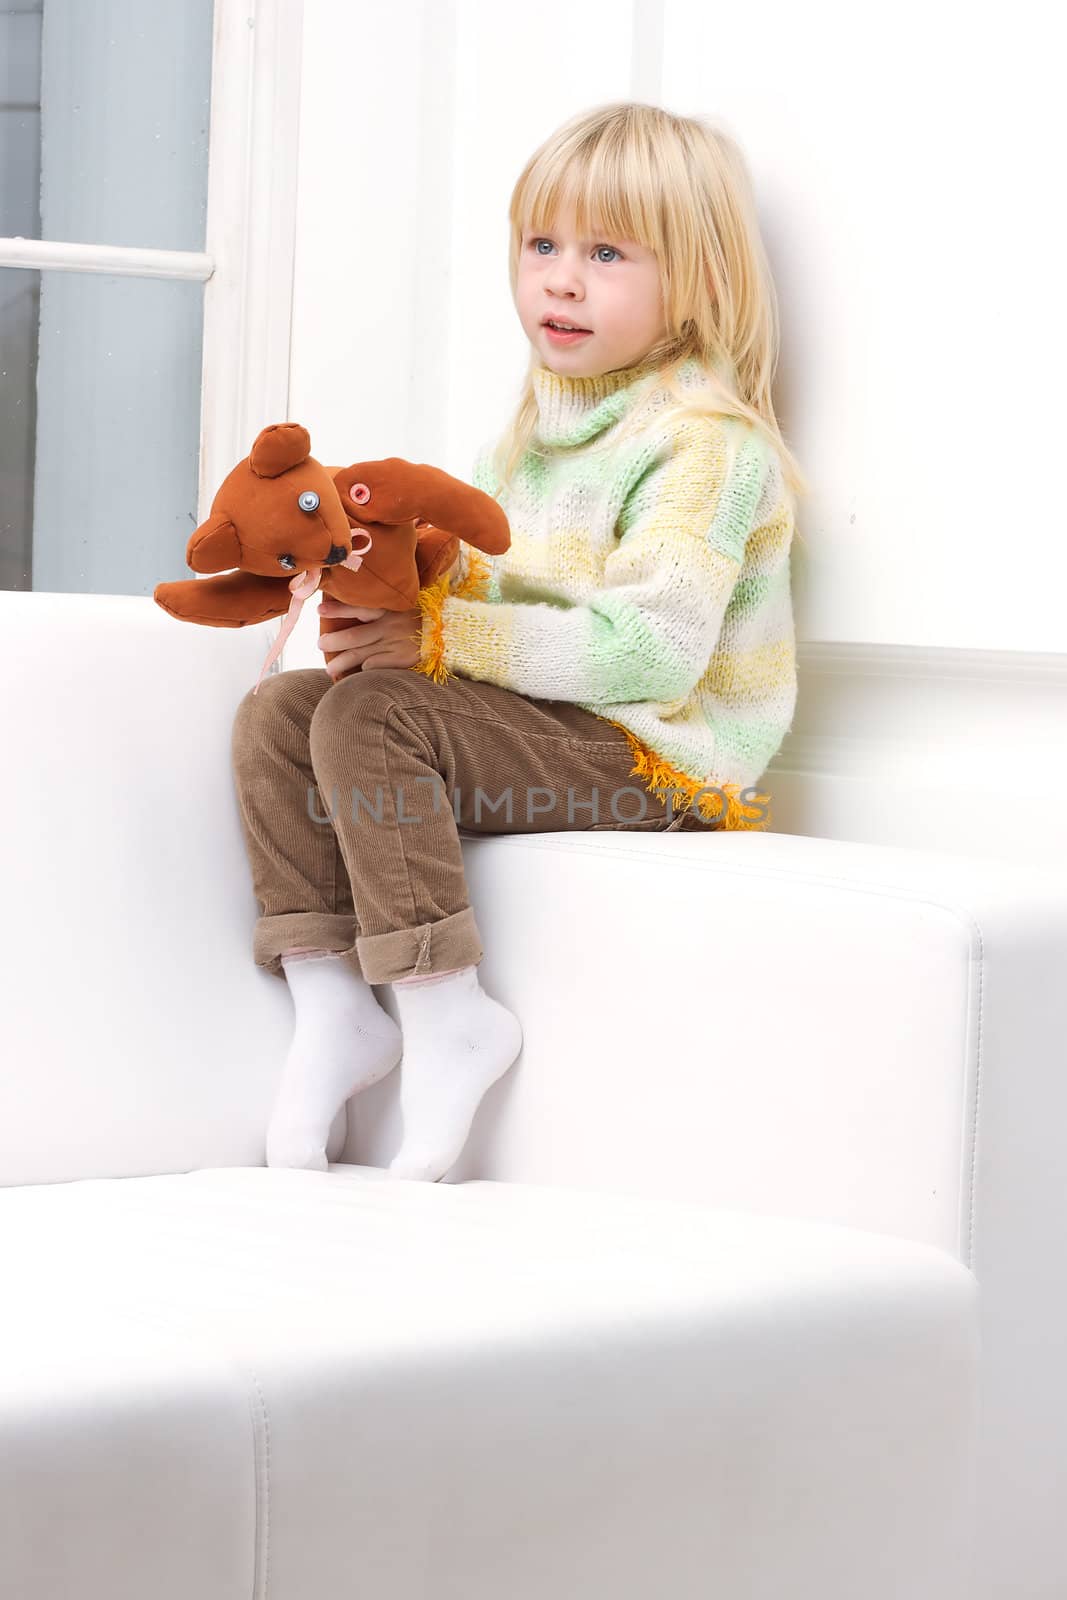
[{"left": 530, "top": 353, "right": 709, "bottom": 449}]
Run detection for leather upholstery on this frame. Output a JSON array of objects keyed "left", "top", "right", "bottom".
[
  {"left": 13, "top": 592, "right": 1063, "bottom": 1595},
  {"left": 1, "top": 1165, "right": 977, "bottom": 1599}
]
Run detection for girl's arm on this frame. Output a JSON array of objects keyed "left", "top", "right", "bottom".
[{"left": 414, "top": 418, "right": 772, "bottom": 706}]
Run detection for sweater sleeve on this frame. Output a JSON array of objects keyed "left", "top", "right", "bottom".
[{"left": 414, "top": 418, "right": 771, "bottom": 706}]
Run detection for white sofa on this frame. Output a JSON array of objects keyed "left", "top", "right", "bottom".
[{"left": 2, "top": 592, "right": 1060, "bottom": 1599}]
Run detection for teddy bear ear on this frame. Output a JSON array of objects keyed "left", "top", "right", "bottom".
[
  {"left": 186, "top": 513, "right": 241, "bottom": 574},
  {"left": 249, "top": 423, "right": 311, "bottom": 479}
]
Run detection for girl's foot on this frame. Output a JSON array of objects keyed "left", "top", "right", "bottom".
[
  {"left": 266, "top": 951, "right": 402, "bottom": 1171},
  {"left": 388, "top": 965, "right": 523, "bottom": 1182}
]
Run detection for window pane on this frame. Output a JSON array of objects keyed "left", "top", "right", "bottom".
[
  {"left": 0, "top": 3, "right": 43, "bottom": 241},
  {"left": 1, "top": 0, "right": 214, "bottom": 252},
  {"left": 0, "top": 266, "right": 204, "bottom": 596}
]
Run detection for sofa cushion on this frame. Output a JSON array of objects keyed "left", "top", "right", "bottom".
[{"left": 0, "top": 1165, "right": 977, "bottom": 1600}]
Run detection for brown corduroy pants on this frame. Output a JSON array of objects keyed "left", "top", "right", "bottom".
[{"left": 230, "top": 665, "right": 711, "bottom": 985}]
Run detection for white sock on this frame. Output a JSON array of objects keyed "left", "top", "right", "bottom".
[
  {"left": 266, "top": 951, "right": 403, "bottom": 1172},
  {"left": 388, "top": 965, "right": 523, "bottom": 1182}
]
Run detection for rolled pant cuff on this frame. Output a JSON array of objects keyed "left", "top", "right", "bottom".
[
  {"left": 253, "top": 913, "right": 360, "bottom": 980},
  {"left": 355, "top": 905, "right": 483, "bottom": 986}
]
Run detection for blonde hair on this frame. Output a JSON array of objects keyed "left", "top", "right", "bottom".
[{"left": 493, "top": 100, "right": 810, "bottom": 529}]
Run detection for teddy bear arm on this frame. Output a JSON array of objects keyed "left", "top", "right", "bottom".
[{"left": 153, "top": 572, "right": 293, "bottom": 628}]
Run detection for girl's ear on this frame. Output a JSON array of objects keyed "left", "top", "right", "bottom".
[{"left": 186, "top": 513, "right": 241, "bottom": 573}]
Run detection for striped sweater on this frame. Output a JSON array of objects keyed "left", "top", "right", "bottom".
[{"left": 414, "top": 354, "right": 797, "bottom": 829}]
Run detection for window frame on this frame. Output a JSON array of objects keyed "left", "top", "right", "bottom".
[{"left": 0, "top": 0, "right": 304, "bottom": 528}]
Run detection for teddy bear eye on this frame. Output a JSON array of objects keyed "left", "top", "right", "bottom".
[
  {"left": 297, "top": 490, "right": 320, "bottom": 512},
  {"left": 278, "top": 553, "right": 297, "bottom": 571},
  {"left": 349, "top": 482, "right": 371, "bottom": 506}
]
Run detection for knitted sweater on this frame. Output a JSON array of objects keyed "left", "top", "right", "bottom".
[{"left": 414, "top": 354, "right": 797, "bottom": 829}]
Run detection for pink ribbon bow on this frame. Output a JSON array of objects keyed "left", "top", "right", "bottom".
[{"left": 252, "top": 531, "right": 373, "bottom": 694}]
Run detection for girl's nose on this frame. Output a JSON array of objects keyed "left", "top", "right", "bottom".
[{"left": 545, "top": 251, "right": 583, "bottom": 288}]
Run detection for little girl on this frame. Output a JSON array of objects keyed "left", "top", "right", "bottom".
[{"left": 230, "top": 99, "right": 806, "bottom": 1184}]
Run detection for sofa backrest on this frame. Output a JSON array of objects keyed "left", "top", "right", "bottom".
[{"left": 1, "top": 592, "right": 293, "bottom": 1185}]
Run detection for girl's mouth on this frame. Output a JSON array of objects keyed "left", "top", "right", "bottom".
[{"left": 543, "top": 323, "right": 592, "bottom": 345}]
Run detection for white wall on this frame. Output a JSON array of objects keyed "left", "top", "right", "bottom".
[
  {"left": 663, "top": 0, "right": 1066, "bottom": 654},
  {"left": 284, "top": 0, "right": 646, "bottom": 670},
  {"left": 285, "top": 0, "right": 1067, "bottom": 864}
]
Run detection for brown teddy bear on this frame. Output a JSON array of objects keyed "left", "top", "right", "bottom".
[{"left": 154, "top": 422, "right": 509, "bottom": 691}]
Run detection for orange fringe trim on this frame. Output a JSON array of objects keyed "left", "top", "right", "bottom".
[
  {"left": 412, "top": 573, "right": 451, "bottom": 683},
  {"left": 411, "top": 546, "right": 495, "bottom": 685},
  {"left": 601, "top": 717, "right": 774, "bottom": 832}
]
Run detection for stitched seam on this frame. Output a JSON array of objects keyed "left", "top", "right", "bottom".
[
  {"left": 388, "top": 701, "right": 629, "bottom": 751},
  {"left": 381, "top": 702, "right": 431, "bottom": 933},
  {"left": 327, "top": 796, "right": 341, "bottom": 913},
  {"left": 413, "top": 923, "right": 433, "bottom": 975},
  {"left": 588, "top": 818, "right": 676, "bottom": 830},
  {"left": 557, "top": 735, "right": 650, "bottom": 752},
  {"left": 248, "top": 1375, "right": 272, "bottom": 1600},
  {"left": 393, "top": 703, "right": 658, "bottom": 824},
  {"left": 966, "top": 923, "right": 984, "bottom": 1273}
]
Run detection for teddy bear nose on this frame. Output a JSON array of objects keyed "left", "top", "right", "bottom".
[{"left": 323, "top": 545, "right": 348, "bottom": 566}]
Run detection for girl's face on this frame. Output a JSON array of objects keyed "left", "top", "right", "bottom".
[{"left": 516, "top": 201, "right": 668, "bottom": 376}]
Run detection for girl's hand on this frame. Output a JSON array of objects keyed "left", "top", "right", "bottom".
[{"left": 317, "top": 597, "right": 424, "bottom": 678}]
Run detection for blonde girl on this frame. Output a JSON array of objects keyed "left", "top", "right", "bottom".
[{"left": 231, "top": 100, "right": 804, "bottom": 1184}]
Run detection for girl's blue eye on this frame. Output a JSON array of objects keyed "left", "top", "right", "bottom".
[{"left": 531, "top": 238, "right": 621, "bottom": 263}]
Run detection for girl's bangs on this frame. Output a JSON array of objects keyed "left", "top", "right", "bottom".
[{"left": 519, "top": 151, "right": 660, "bottom": 254}]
